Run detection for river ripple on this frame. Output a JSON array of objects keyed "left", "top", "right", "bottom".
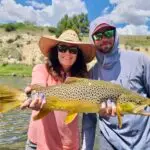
[{"left": 0, "top": 76, "right": 31, "bottom": 150}]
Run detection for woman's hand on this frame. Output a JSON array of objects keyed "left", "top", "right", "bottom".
[
  {"left": 99, "top": 99, "right": 116, "bottom": 116},
  {"left": 20, "top": 86, "right": 46, "bottom": 111}
]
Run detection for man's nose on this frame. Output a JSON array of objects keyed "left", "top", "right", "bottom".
[{"left": 101, "top": 35, "right": 108, "bottom": 40}]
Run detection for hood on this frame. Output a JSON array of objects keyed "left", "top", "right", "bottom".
[{"left": 89, "top": 16, "right": 120, "bottom": 69}]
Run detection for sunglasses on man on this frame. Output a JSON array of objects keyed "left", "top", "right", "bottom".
[
  {"left": 57, "top": 44, "right": 78, "bottom": 54},
  {"left": 92, "top": 29, "right": 115, "bottom": 41}
]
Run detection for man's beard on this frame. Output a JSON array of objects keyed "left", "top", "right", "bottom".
[{"left": 98, "top": 44, "right": 113, "bottom": 53}]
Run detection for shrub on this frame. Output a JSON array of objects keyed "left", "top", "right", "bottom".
[
  {"left": 26, "top": 41, "right": 31, "bottom": 45},
  {"left": 5, "top": 24, "right": 16, "bottom": 32},
  {"left": 15, "top": 35, "right": 22, "bottom": 40},
  {"left": 16, "top": 43, "right": 23, "bottom": 48},
  {"left": 135, "top": 48, "right": 140, "bottom": 51},
  {"left": 1, "top": 62, "right": 8, "bottom": 66},
  {"left": 6, "top": 39, "right": 15, "bottom": 43},
  {"left": 48, "top": 27, "right": 57, "bottom": 34},
  {"left": 146, "top": 36, "right": 150, "bottom": 40}
]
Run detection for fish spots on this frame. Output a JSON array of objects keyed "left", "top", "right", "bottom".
[{"left": 38, "top": 78, "right": 148, "bottom": 110}]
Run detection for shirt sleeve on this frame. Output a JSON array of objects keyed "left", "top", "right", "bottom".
[
  {"left": 81, "top": 113, "right": 97, "bottom": 150},
  {"left": 142, "top": 54, "right": 150, "bottom": 98},
  {"left": 31, "top": 64, "right": 48, "bottom": 87}
]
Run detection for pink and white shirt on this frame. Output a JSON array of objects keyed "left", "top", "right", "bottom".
[{"left": 28, "top": 64, "right": 80, "bottom": 150}]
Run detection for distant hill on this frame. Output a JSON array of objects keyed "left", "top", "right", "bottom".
[
  {"left": 0, "top": 26, "right": 150, "bottom": 65},
  {"left": 120, "top": 35, "right": 150, "bottom": 47},
  {"left": 119, "top": 35, "right": 150, "bottom": 56}
]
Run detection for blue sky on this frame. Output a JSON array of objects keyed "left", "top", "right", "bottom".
[
  {"left": 83, "top": 0, "right": 112, "bottom": 21},
  {"left": 16, "top": 0, "right": 52, "bottom": 6},
  {"left": 0, "top": 0, "right": 150, "bottom": 35}
]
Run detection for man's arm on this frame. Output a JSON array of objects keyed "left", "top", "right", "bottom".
[{"left": 142, "top": 54, "right": 150, "bottom": 97}]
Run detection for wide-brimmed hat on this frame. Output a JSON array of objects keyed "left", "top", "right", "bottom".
[
  {"left": 92, "top": 23, "right": 115, "bottom": 35},
  {"left": 39, "top": 29, "right": 96, "bottom": 63}
]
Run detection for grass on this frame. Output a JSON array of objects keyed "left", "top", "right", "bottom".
[
  {"left": 119, "top": 35, "right": 150, "bottom": 47},
  {"left": 0, "top": 22, "right": 44, "bottom": 32},
  {"left": 0, "top": 64, "right": 32, "bottom": 76}
]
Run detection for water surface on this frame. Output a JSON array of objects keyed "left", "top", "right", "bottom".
[{"left": 0, "top": 76, "right": 31, "bottom": 150}]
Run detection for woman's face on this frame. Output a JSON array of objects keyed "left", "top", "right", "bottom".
[{"left": 57, "top": 43, "right": 78, "bottom": 71}]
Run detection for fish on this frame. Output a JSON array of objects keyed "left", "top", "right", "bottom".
[{"left": 0, "top": 77, "right": 150, "bottom": 128}]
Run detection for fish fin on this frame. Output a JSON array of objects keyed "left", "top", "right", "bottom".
[
  {"left": 33, "top": 104, "right": 51, "bottom": 120},
  {"left": 133, "top": 105, "right": 150, "bottom": 116},
  {"left": 139, "top": 112, "right": 150, "bottom": 116},
  {"left": 133, "top": 105, "right": 147, "bottom": 113},
  {"left": 65, "top": 112, "right": 78, "bottom": 124},
  {"left": 65, "top": 77, "right": 81, "bottom": 84},
  {"left": 116, "top": 103, "right": 123, "bottom": 128},
  {"left": 32, "top": 96, "right": 60, "bottom": 120}
]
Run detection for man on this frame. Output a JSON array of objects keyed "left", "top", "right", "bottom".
[{"left": 81, "top": 16, "right": 150, "bottom": 150}]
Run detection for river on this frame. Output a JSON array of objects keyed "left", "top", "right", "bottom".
[
  {"left": 0, "top": 76, "right": 99, "bottom": 150},
  {"left": 0, "top": 76, "right": 31, "bottom": 150}
]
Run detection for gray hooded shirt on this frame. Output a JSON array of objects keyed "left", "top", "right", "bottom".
[{"left": 82, "top": 16, "right": 150, "bottom": 150}]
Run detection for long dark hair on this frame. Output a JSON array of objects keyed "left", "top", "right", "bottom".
[{"left": 45, "top": 45, "right": 88, "bottom": 81}]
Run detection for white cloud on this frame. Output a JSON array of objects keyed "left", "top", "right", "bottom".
[
  {"left": 102, "top": 6, "right": 110, "bottom": 15},
  {"left": 102, "top": 0, "right": 150, "bottom": 35},
  {"left": 0, "top": 0, "right": 87, "bottom": 26},
  {"left": 26, "top": 0, "right": 47, "bottom": 9},
  {"left": 108, "top": 0, "right": 150, "bottom": 25},
  {"left": 117, "top": 24, "right": 150, "bottom": 35}
]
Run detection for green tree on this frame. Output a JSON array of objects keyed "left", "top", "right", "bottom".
[{"left": 56, "top": 13, "right": 89, "bottom": 37}]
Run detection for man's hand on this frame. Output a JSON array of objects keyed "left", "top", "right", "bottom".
[{"left": 99, "top": 100, "right": 116, "bottom": 116}]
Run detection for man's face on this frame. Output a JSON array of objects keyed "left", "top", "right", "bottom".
[{"left": 92, "top": 28, "right": 115, "bottom": 53}]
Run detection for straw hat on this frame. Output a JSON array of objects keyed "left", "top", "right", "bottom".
[{"left": 39, "top": 29, "right": 96, "bottom": 62}]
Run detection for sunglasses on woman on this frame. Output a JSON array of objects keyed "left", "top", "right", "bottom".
[
  {"left": 57, "top": 45, "right": 78, "bottom": 54},
  {"left": 92, "top": 29, "right": 115, "bottom": 41}
]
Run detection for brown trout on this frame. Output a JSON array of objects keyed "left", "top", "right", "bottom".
[{"left": 0, "top": 77, "right": 150, "bottom": 128}]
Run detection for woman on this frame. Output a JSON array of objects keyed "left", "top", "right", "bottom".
[{"left": 21, "top": 29, "right": 96, "bottom": 150}]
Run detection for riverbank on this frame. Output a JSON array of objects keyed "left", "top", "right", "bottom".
[{"left": 0, "top": 64, "right": 32, "bottom": 76}]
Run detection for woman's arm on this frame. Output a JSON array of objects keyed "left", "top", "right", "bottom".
[{"left": 20, "top": 64, "right": 48, "bottom": 110}]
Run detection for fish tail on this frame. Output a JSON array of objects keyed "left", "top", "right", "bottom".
[{"left": 0, "top": 84, "right": 26, "bottom": 113}]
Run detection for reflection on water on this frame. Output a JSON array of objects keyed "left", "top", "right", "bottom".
[
  {"left": 0, "top": 76, "right": 100, "bottom": 150},
  {"left": 0, "top": 76, "right": 31, "bottom": 150},
  {"left": 0, "top": 76, "right": 31, "bottom": 90},
  {"left": 0, "top": 109, "right": 31, "bottom": 150}
]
